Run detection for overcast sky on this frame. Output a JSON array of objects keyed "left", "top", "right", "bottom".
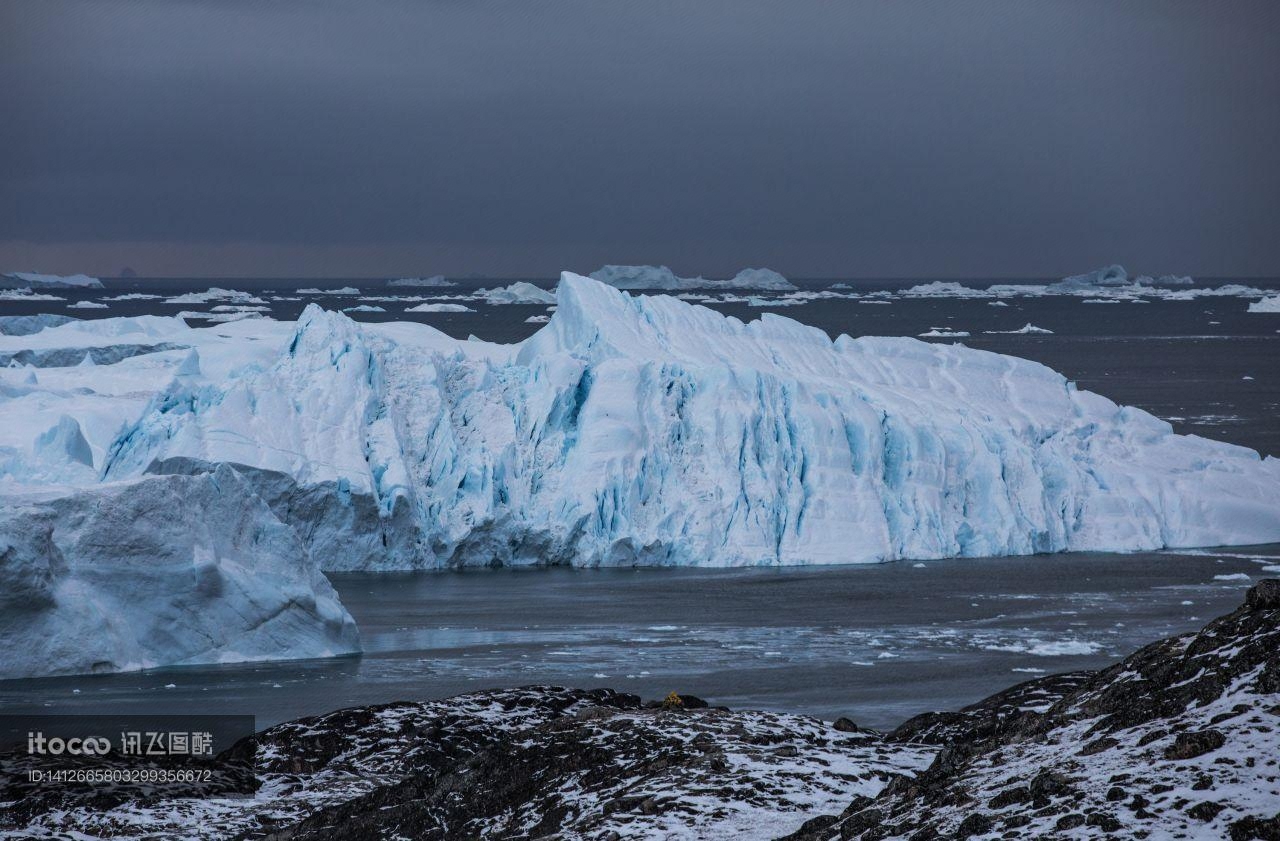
[{"left": 1, "top": 1, "right": 1277, "bottom": 279}]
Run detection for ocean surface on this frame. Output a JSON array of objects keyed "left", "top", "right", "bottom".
[
  {"left": 0, "top": 548, "right": 1275, "bottom": 730},
  {"left": 2, "top": 276, "right": 1278, "bottom": 729}
]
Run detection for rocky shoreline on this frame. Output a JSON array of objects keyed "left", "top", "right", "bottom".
[{"left": 4, "top": 582, "right": 1278, "bottom": 840}]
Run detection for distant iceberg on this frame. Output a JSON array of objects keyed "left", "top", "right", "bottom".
[
  {"left": 1249, "top": 295, "right": 1280, "bottom": 313},
  {"left": 0, "top": 272, "right": 103, "bottom": 289},
  {"left": 589, "top": 265, "right": 797, "bottom": 292},
  {"left": 388, "top": 275, "right": 456, "bottom": 288},
  {"left": 298, "top": 286, "right": 360, "bottom": 296},
  {"left": 478, "top": 281, "right": 557, "bottom": 305},
  {"left": 406, "top": 302, "right": 475, "bottom": 313},
  {"left": 164, "top": 287, "right": 267, "bottom": 305}
]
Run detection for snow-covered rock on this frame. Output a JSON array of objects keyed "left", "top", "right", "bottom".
[
  {"left": 9, "top": 272, "right": 1258, "bottom": 574},
  {"left": 405, "top": 302, "right": 475, "bottom": 313},
  {"left": 0, "top": 465, "right": 359, "bottom": 680},
  {"left": 478, "top": 281, "right": 557, "bottom": 305},
  {"left": 1247, "top": 295, "right": 1280, "bottom": 313},
  {"left": 0, "top": 272, "right": 103, "bottom": 289}
]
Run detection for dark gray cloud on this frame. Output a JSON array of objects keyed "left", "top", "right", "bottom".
[{"left": 1, "top": 0, "right": 1277, "bottom": 277}]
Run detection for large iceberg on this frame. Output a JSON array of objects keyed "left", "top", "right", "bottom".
[
  {"left": 0, "top": 465, "right": 359, "bottom": 679},
  {"left": 4, "top": 273, "right": 1270, "bottom": 577}
]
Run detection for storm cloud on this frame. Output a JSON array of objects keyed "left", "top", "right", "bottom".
[{"left": 1, "top": 0, "right": 1277, "bottom": 278}]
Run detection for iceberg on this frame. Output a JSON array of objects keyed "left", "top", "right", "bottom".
[
  {"left": 0, "top": 272, "right": 103, "bottom": 289},
  {"left": 0, "top": 465, "right": 359, "bottom": 680},
  {"left": 1048, "top": 264, "right": 1130, "bottom": 293},
  {"left": 66, "top": 300, "right": 109, "bottom": 310},
  {"left": 1248, "top": 295, "right": 1280, "bottom": 313},
  {"left": 984, "top": 323, "right": 1053, "bottom": 335},
  {"left": 163, "top": 287, "right": 267, "bottom": 305},
  {"left": 406, "top": 302, "right": 476, "bottom": 313},
  {"left": 2, "top": 273, "right": 1259, "bottom": 576},
  {"left": 478, "top": 281, "right": 557, "bottom": 305},
  {"left": 298, "top": 286, "right": 360, "bottom": 295},
  {"left": 726, "top": 267, "right": 797, "bottom": 291},
  {"left": 0, "top": 314, "right": 78, "bottom": 336},
  {"left": 589, "top": 265, "right": 798, "bottom": 292},
  {"left": 388, "top": 275, "right": 456, "bottom": 288}
]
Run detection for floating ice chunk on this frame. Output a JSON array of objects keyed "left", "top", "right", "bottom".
[
  {"left": 342, "top": 305, "right": 386, "bottom": 313},
  {"left": 0, "top": 289, "right": 65, "bottom": 301},
  {"left": 1248, "top": 295, "right": 1280, "bottom": 313},
  {"left": 298, "top": 286, "right": 360, "bottom": 296},
  {"left": 901, "top": 281, "right": 992, "bottom": 299},
  {"left": 525, "top": 314, "right": 552, "bottom": 323},
  {"left": 984, "top": 323, "right": 1053, "bottom": 335},
  {"left": 406, "top": 303, "right": 475, "bottom": 313},
  {"left": 478, "top": 282, "right": 557, "bottom": 305},
  {"left": 164, "top": 288, "right": 266, "bottom": 305},
  {"left": 66, "top": 301, "right": 108, "bottom": 310},
  {"left": 919, "top": 328, "right": 970, "bottom": 337}
]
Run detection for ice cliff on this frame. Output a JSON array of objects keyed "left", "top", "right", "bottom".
[
  {"left": 0, "top": 465, "right": 359, "bottom": 679},
  {"left": 3, "top": 272, "right": 1267, "bottom": 574}
]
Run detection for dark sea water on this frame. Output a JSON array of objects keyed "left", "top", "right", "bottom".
[
  {"left": 2, "top": 276, "right": 1278, "bottom": 729},
  {"left": 1, "top": 548, "right": 1276, "bottom": 731}
]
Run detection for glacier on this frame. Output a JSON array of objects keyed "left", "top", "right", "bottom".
[{"left": 3, "top": 273, "right": 1276, "bottom": 579}]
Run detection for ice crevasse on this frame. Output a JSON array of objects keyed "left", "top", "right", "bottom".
[{"left": 79, "top": 273, "right": 1280, "bottom": 571}]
